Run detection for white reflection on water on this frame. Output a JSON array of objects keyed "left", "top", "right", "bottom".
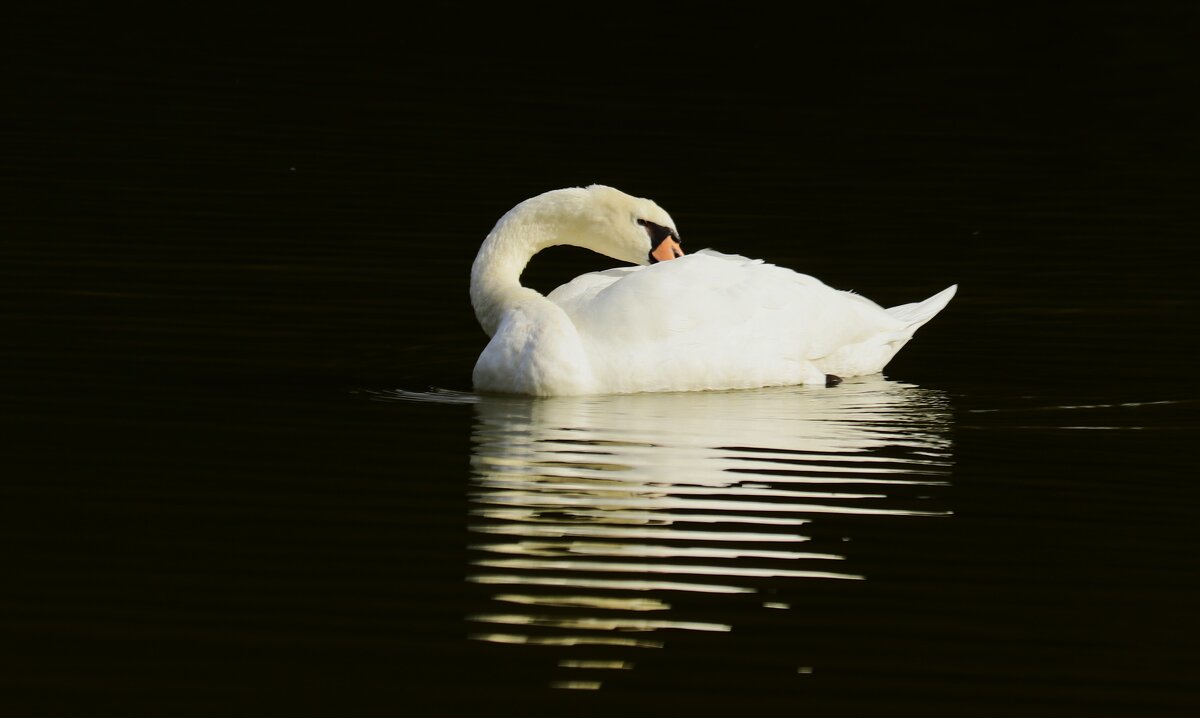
[{"left": 465, "top": 377, "right": 953, "bottom": 689}]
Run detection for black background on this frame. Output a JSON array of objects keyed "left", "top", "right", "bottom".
[{"left": 4, "top": 3, "right": 1199, "bottom": 715}]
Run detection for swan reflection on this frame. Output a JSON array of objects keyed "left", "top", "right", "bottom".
[{"left": 464, "top": 377, "right": 953, "bottom": 689}]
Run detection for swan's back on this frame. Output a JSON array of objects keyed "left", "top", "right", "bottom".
[{"left": 547, "top": 250, "right": 947, "bottom": 393}]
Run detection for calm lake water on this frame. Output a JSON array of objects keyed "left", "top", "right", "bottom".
[{"left": 5, "top": 8, "right": 1199, "bottom": 716}]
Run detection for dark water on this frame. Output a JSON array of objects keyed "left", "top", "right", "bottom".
[{"left": 5, "top": 7, "right": 1200, "bottom": 716}]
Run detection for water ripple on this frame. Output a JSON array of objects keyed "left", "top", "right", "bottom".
[{"left": 465, "top": 377, "right": 955, "bottom": 690}]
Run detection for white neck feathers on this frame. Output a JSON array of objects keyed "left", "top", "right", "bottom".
[{"left": 470, "top": 193, "right": 579, "bottom": 337}]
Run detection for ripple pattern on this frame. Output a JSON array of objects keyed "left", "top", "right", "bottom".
[{"left": 465, "top": 379, "right": 954, "bottom": 689}]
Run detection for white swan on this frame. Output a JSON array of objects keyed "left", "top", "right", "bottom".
[{"left": 470, "top": 185, "right": 956, "bottom": 396}]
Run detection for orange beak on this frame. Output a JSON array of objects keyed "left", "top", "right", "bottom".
[{"left": 649, "top": 236, "right": 684, "bottom": 264}]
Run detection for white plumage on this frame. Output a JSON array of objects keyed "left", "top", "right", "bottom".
[{"left": 470, "top": 185, "right": 956, "bottom": 396}]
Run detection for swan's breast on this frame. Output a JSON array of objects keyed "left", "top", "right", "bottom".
[{"left": 472, "top": 301, "right": 593, "bottom": 396}]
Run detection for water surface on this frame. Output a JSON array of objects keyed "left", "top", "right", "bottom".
[{"left": 460, "top": 381, "right": 953, "bottom": 689}]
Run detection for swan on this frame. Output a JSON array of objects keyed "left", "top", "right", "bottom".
[{"left": 470, "top": 185, "right": 956, "bottom": 396}]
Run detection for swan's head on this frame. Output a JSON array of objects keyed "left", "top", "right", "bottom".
[{"left": 571, "top": 185, "right": 683, "bottom": 266}]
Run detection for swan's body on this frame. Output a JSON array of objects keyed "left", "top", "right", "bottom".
[{"left": 470, "top": 185, "right": 956, "bottom": 396}]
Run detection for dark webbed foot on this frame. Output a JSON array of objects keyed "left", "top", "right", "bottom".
[{"left": 825, "top": 374, "right": 842, "bottom": 387}]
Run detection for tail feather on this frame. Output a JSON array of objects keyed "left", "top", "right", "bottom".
[{"left": 885, "top": 285, "right": 957, "bottom": 330}]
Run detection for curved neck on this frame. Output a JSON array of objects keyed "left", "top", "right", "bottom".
[{"left": 470, "top": 206, "right": 561, "bottom": 337}]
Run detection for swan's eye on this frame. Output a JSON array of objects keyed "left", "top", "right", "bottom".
[{"left": 637, "top": 218, "right": 679, "bottom": 245}]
